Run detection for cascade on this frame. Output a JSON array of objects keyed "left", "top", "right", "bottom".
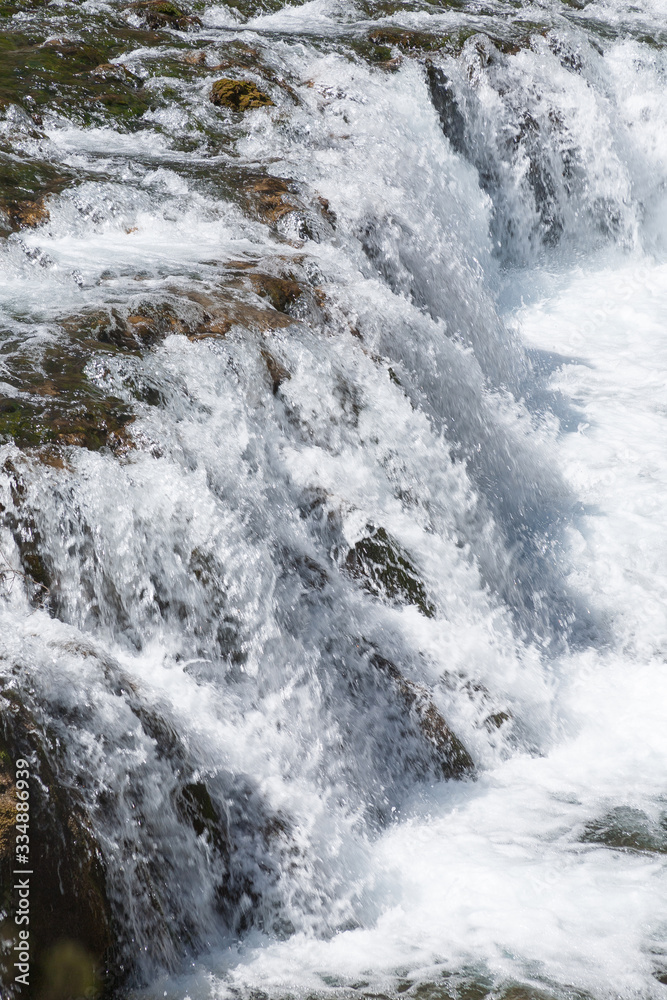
[{"left": 0, "top": 1, "right": 666, "bottom": 997}]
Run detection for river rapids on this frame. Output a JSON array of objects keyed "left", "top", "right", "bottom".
[{"left": 0, "top": 0, "right": 666, "bottom": 997}]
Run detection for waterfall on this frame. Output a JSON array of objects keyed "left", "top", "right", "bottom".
[{"left": 1, "top": 0, "right": 666, "bottom": 997}]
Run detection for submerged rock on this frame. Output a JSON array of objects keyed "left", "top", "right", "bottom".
[
  {"left": 243, "top": 176, "right": 298, "bottom": 224},
  {"left": 91, "top": 62, "right": 141, "bottom": 86},
  {"left": 580, "top": 806, "right": 667, "bottom": 854},
  {"left": 210, "top": 78, "right": 274, "bottom": 111},
  {"left": 261, "top": 349, "right": 291, "bottom": 394}
]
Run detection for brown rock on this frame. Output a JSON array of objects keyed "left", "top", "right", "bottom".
[
  {"left": 250, "top": 274, "right": 302, "bottom": 313},
  {"left": 245, "top": 176, "right": 297, "bottom": 224},
  {"left": 5, "top": 196, "right": 50, "bottom": 229},
  {"left": 261, "top": 349, "right": 291, "bottom": 394}
]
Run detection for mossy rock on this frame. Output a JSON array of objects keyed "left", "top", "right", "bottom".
[
  {"left": 345, "top": 525, "right": 436, "bottom": 617},
  {"left": 210, "top": 78, "right": 274, "bottom": 111},
  {"left": 0, "top": 154, "right": 72, "bottom": 236},
  {"left": 128, "top": 0, "right": 202, "bottom": 30},
  {"left": 0, "top": 710, "right": 115, "bottom": 997},
  {"left": 0, "top": 31, "right": 152, "bottom": 126},
  {"left": 349, "top": 24, "right": 479, "bottom": 65},
  {"left": 0, "top": 395, "right": 132, "bottom": 452},
  {"left": 366, "top": 26, "right": 458, "bottom": 53},
  {"left": 0, "top": 335, "right": 135, "bottom": 454}
]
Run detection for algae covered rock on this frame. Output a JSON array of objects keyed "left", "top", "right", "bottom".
[
  {"left": 210, "top": 78, "right": 274, "bottom": 111},
  {"left": 0, "top": 319, "right": 141, "bottom": 456}
]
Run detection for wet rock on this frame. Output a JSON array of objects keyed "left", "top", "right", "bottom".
[
  {"left": 371, "top": 655, "right": 474, "bottom": 779},
  {"left": 176, "top": 781, "right": 229, "bottom": 856},
  {"left": 408, "top": 976, "right": 572, "bottom": 1000},
  {"left": 367, "top": 26, "right": 453, "bottom": 53},
  {"left": 0, "top": 338, "right": 135, "bottom": 454},
  {"left": 210, "top": 78, "right": 274, "bottom": 112},
  {"left": 63, "top": 303, "right": 188, "bottom": 351},
  {"left": 0, "top": 460, "right": 51, "bottom": 602},
  {"left": 183, "top": 50, "right": 207, "bottom": 66},
  {"left": 187, "top": 318, "right": 233, "bottom": 341},
  {"left": 3, "top": 195, "right": 49, "bottom": 230},
  {"left": 244, "top": 176, "right": 298, "bottom": 224},
  {"left": 91, "top": 62, "right": 141, "bottom": 85},
  {"left": 261, "top": 349, "right": 291, "bottom": 394},
  {"left": 0, "top": 157, "right": 70, "bottom": 237},
  {"left": 345, "top": 525, "right": 436, "bottom": 618},
  {"left": 483, "top": 710, "right": 511, "bottom": 731},
  {"left": 426, "top": 64, "right": 466, "bottom": 156},
  {"left": 580, "top": 806, "right": 667, "bottom": 854},
  {"left": 129, "top": 0, "right": 201, "bottom": 30},
  {"left": 250, "top": 273, "right": 302, "bottom": 313},
  {"left": 350, "top": 37, "right": 400, "bottom": 69},
  {"left": 0, "top": 708, "right": 115, "bottom": 997},
  {"left": 317, "top": 195, "right": 336, "bottom": 227},
  {"left": 0, "top": 395, "right": 133, "bottom": 453}
]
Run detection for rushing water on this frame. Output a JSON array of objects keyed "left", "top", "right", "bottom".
[{"left": 1, "top": 0, "right": 667, "bottom": 997}]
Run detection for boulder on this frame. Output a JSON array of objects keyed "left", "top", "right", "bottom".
[{"left": 210, "top": 78, "right": 273, "bottom": 112}]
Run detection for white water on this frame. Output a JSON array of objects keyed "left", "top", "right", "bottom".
[{"left": 1, "top": 1, "right": 666, "bottom": 997}]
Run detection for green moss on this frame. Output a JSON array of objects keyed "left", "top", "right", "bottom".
[
  {"left": 346, "top": 526, "right": 436, "bottom": 617},
  {"left": 39, "top": 940, "right": 100, "bottom": 1000}
]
